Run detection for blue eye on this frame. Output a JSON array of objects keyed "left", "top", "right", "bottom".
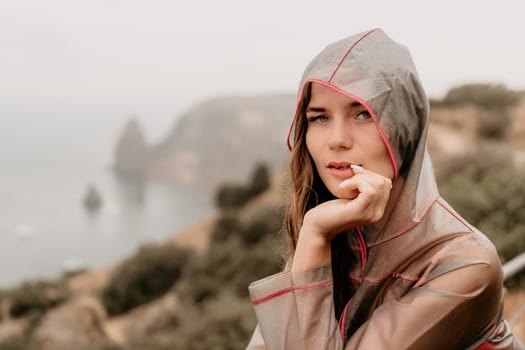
[{"left": 355, "top": 110, "right": 371, "bottom": 121}]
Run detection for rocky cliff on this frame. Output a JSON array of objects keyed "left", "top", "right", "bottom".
[{"left": 147, "top": 94, "right": 296, "bottom": 187}]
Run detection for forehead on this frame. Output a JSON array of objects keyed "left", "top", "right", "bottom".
[{"left": 307, "top": 82, "right": 361, "bottom": 109}]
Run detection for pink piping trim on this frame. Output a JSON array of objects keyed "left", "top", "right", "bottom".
[
  {"left": 304, "top": 79, "right": 399, "bottom": 180},
  {"left": 328, "top": 29, "right": 379, "bottom": 83},
  {"left": 393, "top": 272, "right": 420, "bottom": 282},
  {"left": 251, "top": 279, "right": 333, "bottom": 305},
  {"left": 475, "top": 342, "right": 495, "bottom": 350},
  {"left": 339, "top": 298, "right": 352, "bottom": 343},
  {"left": 350, "top": 275, "right": 385, "bottom": 283},
  {"left": 366, "top": 196, "right": 439, "bottom": 248},
  {"left": 436, "top": 198, "right": 473, "bottom": 232}
]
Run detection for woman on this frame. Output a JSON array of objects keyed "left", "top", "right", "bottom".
[{"left": 247, "top": 29, "right": 523, "bottom": 349}]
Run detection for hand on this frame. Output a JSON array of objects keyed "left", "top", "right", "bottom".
[
  {"left": 305, "top": 165, "right": 392, "bottom": 240},
  {"left": 291, "top": 165, "right": 392, "bottom": 271}
]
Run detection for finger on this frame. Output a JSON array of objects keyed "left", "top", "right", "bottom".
[
  {"left": 351, "top": 164, "right": 393, "bottom": 186},
  {"left": 339, "top": 173, "right": 376, "bottom": 194},
  {"left": 338, "top": 169, "right": 373, "bottom": 188},
  {"left": 338, "top": 179, "right": 360, "bottom": 200},
  {"left": 350, "top": 164, "right": 366, "bottom": 173},
  {"left": 338, "top": 165, "right": 370, "bottom": 189},
  {"left": 348, "top": 166, "right": 392, "bottom": 190},
  {"left": 339, "top": 177, "right": 355, "bottom": 189}
]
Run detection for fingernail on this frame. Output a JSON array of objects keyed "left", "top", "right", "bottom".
[
  {"left": 339, "top": 179, "right": 351, "bottom": 188},
  {"left": 351, "top": 164, "right": 364, "bottom": 171}
]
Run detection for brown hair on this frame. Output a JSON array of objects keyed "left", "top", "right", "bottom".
[
  {"left": 284, "top": 82, "right": 313, "bottom": 254},
  {"left": 283, "top": 82, "right": 356, "bottom": 320}
]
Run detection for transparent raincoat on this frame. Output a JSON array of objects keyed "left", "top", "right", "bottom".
[{"left": 247, "top": 29, "right": 524, "bottom": 350}]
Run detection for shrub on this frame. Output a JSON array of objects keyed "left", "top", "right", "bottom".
[
  {"left": 178, "top": 205, "right": 284, "bottom": 306},
  {"left": 0, "top": 334, "right": 28, "bottom": 350},
  {"left": 230, "top": 235, "right": 282, "bottom": 297},
  {"left": 249, "top": 163, "right": 271, "bottom": 196},
  {"left": 101, "top": 243, "right": 193, "bottom": 315},
  {"left": 215, "top": 184, "right": 251, "bottom": 209},
  {"left": 477, "top": 108, "right": 511, "bottom": 139},
  {"left": 215, "top": 163, "right": 272, "bottom": 210},
  {"left": 210, "top": 210, "right": 243, "bottom": 244},
  {"left": 128, "top": 292, "right": 256, "bottom": 350},
  {"left": 159, "top": 163, "right": 282, "bottom": 348},
  {"left": 443, "top": 83, "right": 520, "bottom": 109},
  {"left": 208, "top": 205, "right": 283, "bottom": 297},
  {"left": 177, "top": 237, "right": 247, "bottom": 304},
  {"left": 4, "top": 280, "right": 68, "bottom": 318},
  {"left": 176, "top": 268, "right": 218, "bottom": 305},
  {"left": 242, "top": 205, "right": 284, "bottom": 246},
  {"left": 173, "top": 292, "right": 258, "bottom": 350},
  {"left": 439, "top": 83, "right": 520, "bottom": 140},
  {"left": 436, "top": 144, "right": 525, "bottom": 283}
]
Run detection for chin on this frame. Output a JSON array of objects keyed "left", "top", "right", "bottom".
[{"left": 329, "top": 188, "right": 346, "bottom": 200}]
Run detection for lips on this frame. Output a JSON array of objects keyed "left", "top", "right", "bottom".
[
  {"left": 328, "top": 162, "right": 353, "bottom": 170},
  {"left": 327, "top": 162, "right": 362, "bottom": 179}
]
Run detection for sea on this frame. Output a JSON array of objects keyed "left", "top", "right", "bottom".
[{"left": 0, "top": 108, "right": 213, "bottom": 289}]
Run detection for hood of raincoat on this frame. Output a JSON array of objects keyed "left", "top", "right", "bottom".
[{"left": 287, "top": 28, "right": 439, "bottom": 244}]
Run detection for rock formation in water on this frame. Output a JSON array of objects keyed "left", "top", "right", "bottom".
[
  {"left": 114, "top": 118, "right": 149, "bottom": 179},
  {"left": 83, "top": 184, "right": 102, "bottom": 212}
]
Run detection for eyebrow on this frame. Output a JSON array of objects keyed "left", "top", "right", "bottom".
[{"left": 306, "top": 101, "right": 362, "bottom": 113}]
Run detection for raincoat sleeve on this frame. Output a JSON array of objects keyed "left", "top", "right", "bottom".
[
  {"left": 248, "top": 260, "right": 520, "bottom": 349},
  {"left": 248, "top": 264, "right": 343, "bottom": 349}
]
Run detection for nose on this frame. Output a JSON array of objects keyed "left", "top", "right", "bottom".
[{"left": 328, "top": 120, "right": 353, "bottom": 151}]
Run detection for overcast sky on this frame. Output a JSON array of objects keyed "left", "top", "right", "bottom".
[{"left": 2, "top": 0, "right": 525, "bottom": 140}]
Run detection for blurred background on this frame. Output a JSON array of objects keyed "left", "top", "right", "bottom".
[{"left": 1, "top": 0, "right": 525, "bottom": 349}]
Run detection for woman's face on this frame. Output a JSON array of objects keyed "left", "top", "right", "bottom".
[{"left": 305, "top": 82, "right": 394, "bottom": 199}]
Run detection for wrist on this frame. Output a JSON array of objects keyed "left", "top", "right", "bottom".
[
  {"left": 297, "top": 225, "right": 330, "bottom": 249},
  {"left": 291, "top": 226, "right": 331, "bottom": 272}
]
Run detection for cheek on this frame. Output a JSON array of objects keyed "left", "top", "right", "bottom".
[
  {"left": 305, "top": 133, "right": 324, "bottom": 175},
  {"left": 375, "top": 121, "right": 398, "bottom": 177},
  {"left": 305, "top": 131, "right": 317, "bottom": 161},
  {"left": 358, "top": 129, "right": 394, "bottom": 179},
  {"left": 371, "top": 143, "right": 395, "bottom": 179},
  {"left": 380, "top": 154, "right": 395, "bottom": 179}
]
